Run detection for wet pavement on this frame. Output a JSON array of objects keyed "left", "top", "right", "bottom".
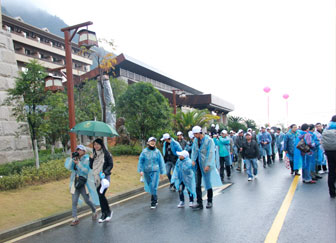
[{"left": 16, "top": 160, "right": 335, "bottom": 243}]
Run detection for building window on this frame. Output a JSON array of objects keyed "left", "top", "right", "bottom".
[{"left": 120, "top": 68, "right": 127, "bottom": 77}]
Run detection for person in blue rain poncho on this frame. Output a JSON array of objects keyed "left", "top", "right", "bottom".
[
  {"left": 138, "top": 137, "right": 166, "bottom": 209},
  {"left": 257, "top": 126, "right": 272, "bottom": 168},
  {"left": 161, "top": 133, "right": 182, "bottom": 191},
  {"left": 213, "top": 130, "right": 232, "bottom": 182},
  {"left": 284, "top": 124, "right": 300, "bottom": 175},
  {"left": 308, "top": 124, "right": 322, "bottom": 181},
  {"left": 314, "top": 123, "right": 328, "bottom": 174},
  {"left": 185, "top": 131, "right": 195, "bottom": 157},
  {"left": 294, "top": 123, "right": 316, "bottom": 184},
  {"left": 191, "top": 126, "right": 222, "bottom": 210},
  {"left": 64, "top": 145, "right": 99, "bottom": 226},
  {"left": 275, "top": 128, "right": 285, "bottom": 161},
  {"left": 171, "top": 150, "right": 196, "bottom": 208}
]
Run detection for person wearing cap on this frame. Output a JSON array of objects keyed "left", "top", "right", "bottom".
[
  {"left": 275, "top": 128, "right": 285, "bottom": 161},
  {"left": 191, "top": 126, "right": 222, "bottom": 210},
  {"left": 138, "top": 137, "right": 166, "bottom": 208},
  {"left": 242, "top": 133, "right": 260, "bottom": 181},
  {"left": 257, "top": 126, "right": 272, "bottom": 168},
  {"left": 229, "top": 130, "right": 238, "bottom": 163},
  {"left": 247, "top": 128, "right": 257, "bottom": 142},
  {"left": 213, "top": 130, "right": 232, "bottom": 182},
  {"left": 235, "top": 129, "right": 245, "bottom": 171},
  {"left": 89, "top": 138, "right": 113, "bottom": 223},
  {"left": 65, "top": 145, "right": 99, "bottom": 226},
  {"left": 171, "top": 150, "right": 196, "bottom": 208},
  {"left": 161, "top": 133, "right": 182, "bottom": 191},
  {"left": 176, "top": 131, "right": 187, "bottom": 150},
  {"left": 314, "top": 123, "right": 328, "bottom": 174}
]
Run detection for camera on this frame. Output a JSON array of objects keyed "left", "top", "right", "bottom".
[{"left": 72, "top": 152, "right": 79, "bottom": 159}]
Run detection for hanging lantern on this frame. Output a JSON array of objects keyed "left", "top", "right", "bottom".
[
  {"left": 78, "top": 29, "right": 98, "bottom": 49},
  {"left": 44, "top": 75, "right": 64, "bottom": 92}
]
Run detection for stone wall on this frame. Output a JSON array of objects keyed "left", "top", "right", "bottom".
[{"left": 0, "top": 30, "right": 34, "bottom": 164}]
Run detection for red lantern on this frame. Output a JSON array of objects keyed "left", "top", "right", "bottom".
[{"left": 44, "top": 75, "right": 64, "bottom": 92}]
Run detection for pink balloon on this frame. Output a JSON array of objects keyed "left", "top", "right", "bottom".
[
  {"left": 263, "top": 86, "right": 271, "bottom": 93},
  {"left": 283, "top": 94, "right": 289, "bottom": 99}
]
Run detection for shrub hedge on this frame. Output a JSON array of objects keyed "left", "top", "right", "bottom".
[
  {"left": 0, "top": 153, "right": 66, "bottom": 176},
  {"left": 0, "top": 159, "right": 70, "bottom": 191}
]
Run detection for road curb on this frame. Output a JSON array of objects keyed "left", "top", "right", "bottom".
[{"left": 0, "top": 179, "right": 169, "bottom": 243}]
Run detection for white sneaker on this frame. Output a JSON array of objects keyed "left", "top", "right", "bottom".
[
  {"left": 248, "top": 177, "right": 252, "bottom": 181},
  {"left": 105, "top": 211, "right": 113, "bottom": 222},
  {"left": 177, "top": 201, "right": 185, "bottom": 208},
  {"left": 254, "top": 175, "right": 258, "bottom": 179},
  {"left": 189, "top": 202, "right": 194, "bottom": 207},
  {"left": 318, "top": 170, "right": 324, "bottom": 174}
]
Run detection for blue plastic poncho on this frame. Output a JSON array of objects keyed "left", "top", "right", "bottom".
[
  {"left": 171, "top": 157, "right": 196, "bottom": 198},
  {"left": 313, "top": 130, "right": 326, "bottom": 165},
  {"left": 213, "top": 137, "right": 232, "bottom": 166},
  {"left": 257, "top": 131, "right": 272, "bottom": 156},
  {"left": 64, "top": 154, "right": 99, "bottom": 206},
  {"left": 283, "top": 129, "right": 298, "bottom": 160},
  {"left": 293, "top": 130, "right": 315, "bottom": 171},
  {"left": 275, "top": 132, "right": 285, "bottom": 153},
  {"left": 162, "top": 138, "right": 182, "bottom": 157},
  {"left": 138, "top": 147, "right": 166, "bottom": 195},
  {"left": 191, "top": 135, "right": 222, "bottom": 190}
]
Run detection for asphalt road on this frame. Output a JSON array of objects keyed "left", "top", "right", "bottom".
[{"left": 15, "top": 159, "right": 335, "bottom": 243}]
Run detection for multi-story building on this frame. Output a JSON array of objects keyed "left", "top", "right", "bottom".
[
  {"left": 81, "top": 54, "right": 234, "bottom": 124},
  {"left": 1, "top": 14, "right": 92, "bottom": 75}
]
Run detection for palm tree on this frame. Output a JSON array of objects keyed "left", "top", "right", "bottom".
[
  {"left": 244, "top": 118, "right": 257, "bottom": 130},
  {"left": 227, "top": 115, "right": 247, "bottom": 132},
  {"left": 174, "top": 109, "right": 219, "bottom": 136}
]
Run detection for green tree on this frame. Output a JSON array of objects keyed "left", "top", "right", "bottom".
[
  {"left": 40, "top": 92, "right": 69, "bottom": 154},
  {"left": 74, "top": 79, "right": 102, "bottom": 123},
  {"left": 110, "top": 77, "right": 127, "bottom": 106},
  {"left": 116, "top": 82, "right": 172, "bottom": 148},
  {"left": 174, "top": 109, "right": 220, "bottom": 136},
  {"left": 2, "top": 60, "right": 47, "bottom": 168},
  {"left": 244, "top": 118, "right": 257, "bottom": 130},
  {"left": 227, "top": 115, "right": 247, "bottom": 132}
]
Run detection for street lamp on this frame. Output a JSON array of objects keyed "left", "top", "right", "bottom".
[
  {"left": 59, "top": 21, "right": 95, "bottom": 152},
  {"left": 44, "top": 75, "right": 64, "bottom": 92},
  {"left": 172, "top": 89, "right": 187, "bottom": 115}
]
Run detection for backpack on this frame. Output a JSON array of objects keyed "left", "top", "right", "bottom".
[{"left": 296, "top": 138, "right": 310, "bottom": 153}]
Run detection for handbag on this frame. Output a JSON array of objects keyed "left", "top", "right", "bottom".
[
  {"left": 296, "top": 139, "right": 310, "bottom": 153},
  {"left": 75, "top": 175, "right": 87, "bottom": 189}
]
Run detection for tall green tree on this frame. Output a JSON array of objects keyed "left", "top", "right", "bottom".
[
  {"left": 40, "top": 92, "right": 69, "bottom": 154},
  {"left": 174, "top": 109, "right": 219, "bottom": 136},
  {"left": 116, "top": 82, "right": 172, "bottom": 148},
  {"left": 74, "top": 79, "right": 102, "bottom": 123},
  {"left": 2, "top": 60, "right": 47, "bottom": 168}
]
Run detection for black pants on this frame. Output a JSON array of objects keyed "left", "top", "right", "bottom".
[
  {"left": 263, "top": 156, "right": 271, "bottom": 166},
  {"left": 219, "top": 157, "right": 231, "bottom": 180},
  {"left": 196, "top": 161, "right": 213, "bottom": 205},
  {"left": 278, "top": 148, "right": 283, "bottom": 160},
  {"left": 151, "top": 194, "right": 158, "bottom": 204},
  {"left": 325, "top": 151, "right": 336, "bottom": 196},
  {"left": 97, "top": 185, "right": 111, "bottom": 215},
  {"left": 179, "top": 182, "right": 194, "bottom": 202}
]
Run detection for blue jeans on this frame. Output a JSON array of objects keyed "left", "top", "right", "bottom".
[
  {"left": 165, "top": 162, "right": 175, "bottom": 184},
  {"left": 245, "top": 158, "right": 258, "bottom": 178}
]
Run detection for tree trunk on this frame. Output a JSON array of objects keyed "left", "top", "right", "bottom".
[
  {"left": 141, "top": 139, "right": 146, "bottom": 150},
  {"left": 34, "top": 139, "right": 40, "bottom": 169},
  {"left": 51, "top": 144, "right": 55, "bottom": 155}
]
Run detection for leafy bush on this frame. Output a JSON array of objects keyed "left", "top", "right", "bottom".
[
  {"left": 0, "top": 159, "right": 70, "bottom": 191},
  {"left": 0, "top": 153, "right": 66, "bottom": 176},
  {"left": 109, "top": 144, "right": 142, "bottom": 156}
]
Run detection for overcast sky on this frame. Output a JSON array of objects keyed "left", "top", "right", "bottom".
[{"left": 5, "top": 0, "right": 335, "bottom": 126}]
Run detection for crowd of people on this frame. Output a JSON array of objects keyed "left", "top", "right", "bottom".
[{"left": 64, "top": 115, "right": 336, "bottom": 225}]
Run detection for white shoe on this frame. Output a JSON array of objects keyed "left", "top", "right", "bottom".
[
  {"left": 177, "top": 201, "right": 185, "bottom": 208},
  {"left": 318, "top": 170, "right": 324, "bottom": 174},
  {"left": 105, "top": 211, "right": 113, "bottom": 222},
  {"left": 189, "top": 202, "right": 195, "bottom": 207},
  {"left": 254, "top": 175, "right": 258, "bottom": 179},
  {"left": 248, "top": 177, "right": 252, "bottom": 181}
]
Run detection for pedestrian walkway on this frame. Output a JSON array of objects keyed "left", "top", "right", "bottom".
[{"left": 10, "top": 160, "right": 335, "bottom": 243}]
